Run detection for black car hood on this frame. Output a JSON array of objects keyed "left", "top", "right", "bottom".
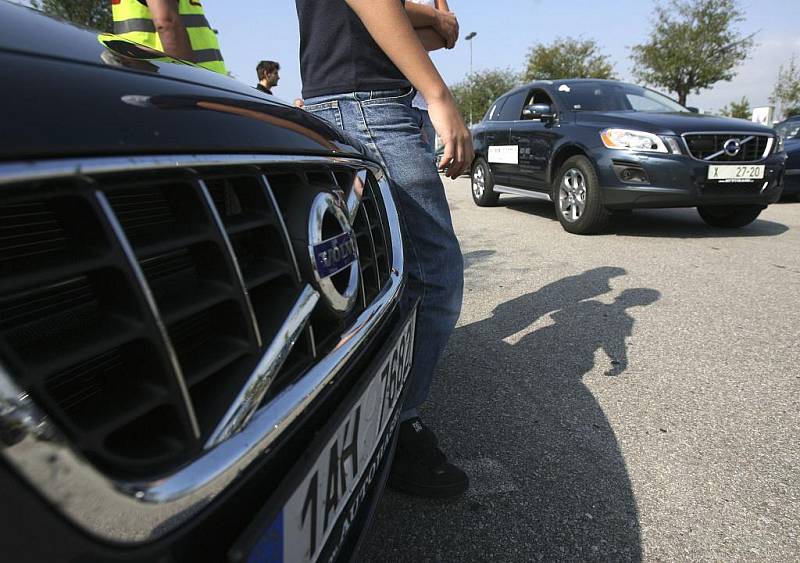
[
  {"left": 575, "top": 110, "right": 776, "bottom": 136},
  {"left": 0, "top": 2, "right": 370, "bottom": 161}
]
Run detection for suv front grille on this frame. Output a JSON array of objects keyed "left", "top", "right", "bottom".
[
  {"left": 0, "top": 160, "right": 393, "bottom": 478},
  {"left": 684, "top": 133, "right": 772, "bottom": 162}
]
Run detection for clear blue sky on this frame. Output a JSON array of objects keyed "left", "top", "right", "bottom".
[{"left": 204, "top": 0, "right": 799, "bottom": 113}]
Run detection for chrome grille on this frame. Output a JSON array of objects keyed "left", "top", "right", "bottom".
[
  {"left": 683, "top": 133, "right": 772, "bottom": 162},
  {"left": 0, "top": 158, "right": 394, "bottom": 478}
]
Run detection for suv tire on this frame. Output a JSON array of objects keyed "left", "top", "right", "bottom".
[
  {"left": 554, "top": 155, "right": 608, "bottom": 234},
  {"left": 471, "top": 158, "right": 499, "bottom": 207},
  {"left": 697, "top": 205, "right": 764, "bottom": 228}
]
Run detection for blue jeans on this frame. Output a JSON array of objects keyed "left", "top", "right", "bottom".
[
  {"left": 304, "top": 87, "right": 464, "bottom": 417},
  {"left": 418, "top": 108, "right": 436, "bottom": 157}
]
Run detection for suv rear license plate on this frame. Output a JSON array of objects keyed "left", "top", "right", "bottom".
[
  {"left": 230, "top": 307, "right": 417, "bottom": 563},
  {"left": 707, "top": 164, "right": 765, "bottom": 181}
]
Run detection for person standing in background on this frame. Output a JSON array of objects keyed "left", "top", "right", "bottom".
[
  {"left": 255, "top": 60, "right": 280, "bottom": 95},
  {"left": 405, "top": 0, "right": 456, "bottom": 155},
  {"left": 111, "top": 0, "right": 226, "bottom": 74}
]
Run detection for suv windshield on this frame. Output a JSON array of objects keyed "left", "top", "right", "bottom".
[
  {"left": 557, "top": 82, "right": 689, "bottom": 113},
  {"left": 775, "top": 119, "right": 800, "bottom": 140}
]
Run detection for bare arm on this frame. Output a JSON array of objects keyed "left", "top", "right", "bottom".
[
  {"left": 344, "top": 0, "right": 472, "bottom": 178},
  {"left": 405, "top": 2, "right": 458, "bottom": 48},
  {"left": 147, "top": 0, "right": 194, "bottom": 61},
  {"left": 404, "top": 2, "right": 437, "bottom": 27},
  {"left": 417, "top": 27, "right": 446, "bottom": 51},
  {"left": 436, "top": 0, "right": 451, "bottom": 12}
]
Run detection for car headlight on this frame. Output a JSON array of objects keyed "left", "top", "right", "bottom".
[{"left": 600, "top": 129, "right": 669, "bottom": 153}]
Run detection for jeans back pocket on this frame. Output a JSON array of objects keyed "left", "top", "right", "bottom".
[{"left": 304, "top": 100, "right": 344, "bottom": 130}]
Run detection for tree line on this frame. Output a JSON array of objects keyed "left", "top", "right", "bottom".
[
  {"left": 451, "top": 0, "right": 800, "bottom": 124},
  {"left": 24, "top": 0, "right": 800, "bottom": 124}
]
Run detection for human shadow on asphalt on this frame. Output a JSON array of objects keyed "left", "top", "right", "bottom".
[
  {"left": 361, "top": 267, "right": 657, "bottom": 562},
  {"left": 463, "top": 249, "right": 497, "bottom": 271},
  {"left": 500, "top": 198, "right": 788, "bottom": 238}
]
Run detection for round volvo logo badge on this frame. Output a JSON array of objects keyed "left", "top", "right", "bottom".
[
  {"left": 723, "top": 138, "right": 742, "bottom": 157},
  {"left": 307, "top": 192, "right": 360, "bottom": 314}
]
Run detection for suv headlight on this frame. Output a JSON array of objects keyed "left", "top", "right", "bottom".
[{"left": 600, "top": 128, "right": 669, "bottom": 153}]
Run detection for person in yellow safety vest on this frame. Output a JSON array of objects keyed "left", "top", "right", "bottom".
[{"left": 111, "top": 0, "right": 227, "bottom": 75}]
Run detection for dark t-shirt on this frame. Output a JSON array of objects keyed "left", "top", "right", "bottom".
[{"left": 295, "top": 0, "right": 411, "bottom": 99}]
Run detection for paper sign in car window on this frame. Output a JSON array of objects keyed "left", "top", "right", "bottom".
[{"left": 488, "top": 145, "right": 519, "bottom": 165}]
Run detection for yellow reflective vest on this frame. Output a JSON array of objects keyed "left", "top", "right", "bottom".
[{"left": 111, "top": 0, "right": 227, "bottom": 74}]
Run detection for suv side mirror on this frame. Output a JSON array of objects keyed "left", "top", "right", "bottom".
[
  {"left": 522, "top": 103, "right": 555, "bottom": 121},
  {"left": 687, "top": 106, "right": 700, "bottom": 113}
]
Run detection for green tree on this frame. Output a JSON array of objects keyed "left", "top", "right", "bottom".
[
  {"left": 770, "top": 56, "right": 800, "bottom": 118},
  {"left": 719, "top": 96, "right": 751, "bottom": 119},
  {"left": 524, "top": 37, "right": 615, "bottom": 81},
  {"left": 630, "top": 0, "right": 755, "bottom": 106},
  {"left": 31, "top": 0, "right": 113, "bottom": 32},
  {"left": 450, "top": 68, "right": 520, "bottom": 125}
]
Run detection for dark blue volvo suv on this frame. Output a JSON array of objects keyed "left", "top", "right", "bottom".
[{"left": 470, "top": 79, "right": 787, "bottom": 234}]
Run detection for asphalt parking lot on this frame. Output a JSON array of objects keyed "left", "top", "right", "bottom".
[{"left": 360, "top": 178, "right": 800, "bottom": 562}]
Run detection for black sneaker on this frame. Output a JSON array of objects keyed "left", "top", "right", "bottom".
[{"left": 388, "top": 417, "right": 469, "bottom": 498}]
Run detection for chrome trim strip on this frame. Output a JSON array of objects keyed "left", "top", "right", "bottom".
[
  {"left": 494, "top": 184, "right": 553, "bottom": 201},
  {"left": 196, "top": 179, "right": 263, "bottom": 348},
  {"left": 205, "top": 285, "right": 320, "bottom": 448},
  {"left": 0, "top": 156, "right": 403, "bottom": 543},
  {"left": 0, "top": 154, "right": 372, "bottom": 186},
  {"left": 680, "top": 132, "right": 775, "bottom": 163},
  {"left": 347, "top": 169, "right": 368, "bottom": 222},
  {"left": 763, "top": 137, "right": 775, "bottom": 159},
  {"left": 94, "top": 191, "right": 201, "bottom": 439}
]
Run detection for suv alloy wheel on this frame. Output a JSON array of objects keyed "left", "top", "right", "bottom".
[
  {"left": 554, "top": 155, "right": 608, "bottom": 234},
  {"left": 471, "top": 158, "right": 499, "bottom": 207}
]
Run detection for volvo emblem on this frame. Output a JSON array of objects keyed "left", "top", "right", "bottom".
[
  {"left": 307, "top": 192, "right": 360, "bottom": 313},
  {"left": 723, "top": 138, "right": 742, "bottom": 157}
]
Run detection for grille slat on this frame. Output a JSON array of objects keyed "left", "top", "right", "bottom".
[
  {"left": 181, "top": 337, "right": 250, "bottom": 387},
  {"left": 134, "top": 232, "right": 210, "bottom": 260},
  {"left": 159, "top": 281, "right": 233, "bottom": 325},
  {"left": 240, "top": 257, "right": 293, "bottom": 290},
  {"left": 224, "top": 214, "right": 273, "bottom": 235},
  {"left": 17, "top": 315, "right": 141, "bottom": 379}
]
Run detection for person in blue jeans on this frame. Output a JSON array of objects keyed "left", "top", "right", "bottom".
[{"left": 296, "top": 0, "right": 474, "bottom": 497}]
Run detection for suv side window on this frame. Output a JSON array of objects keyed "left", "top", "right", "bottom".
[
  {"left": 486, "top": 97, "right": 507, "bottom": 121},
  {"left": 524, "top": 88, "right": 555, "bottom": 108},
  {"left": 496, "top": 91, "right": 527, "bottom": 121}
]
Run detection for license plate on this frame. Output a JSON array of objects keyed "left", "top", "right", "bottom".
[
  {"left": 232, "top": 308, "right": 417, "bottom": 563},
  {"left": 707, "top": 164, "right": 765, "bottom": 181}
]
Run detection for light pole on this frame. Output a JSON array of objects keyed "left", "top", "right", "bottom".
[{"left": 465, "top": 31, "right": 477, "bottom": 126}]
